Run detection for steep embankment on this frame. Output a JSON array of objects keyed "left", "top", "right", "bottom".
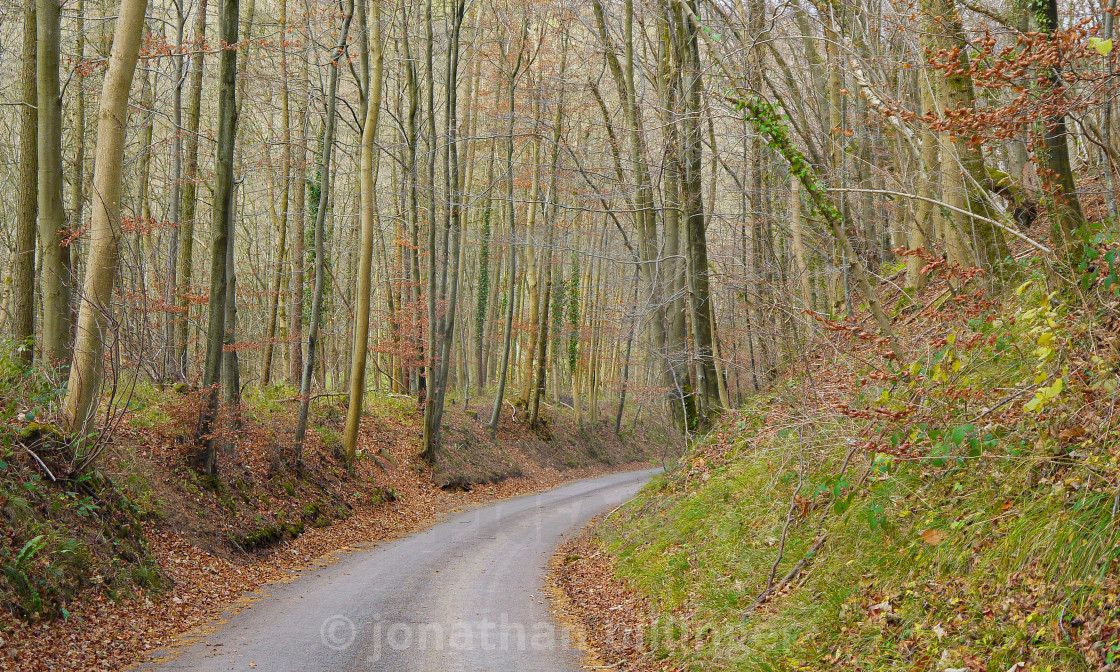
[
  {"left": 0, "top": 385, "right": 676, "bottom": 671},
  {"left": 557, "top": 249, "right": 1120, "bottom": 670}
]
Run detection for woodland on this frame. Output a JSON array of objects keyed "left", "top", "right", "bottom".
[
  {"left": 1, "top": 0, "right": 1120, "bottom": 666},
  {"left": 0, "top": 0, "right": 1111, "bottom": 460}
]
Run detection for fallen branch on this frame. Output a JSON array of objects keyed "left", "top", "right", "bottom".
[{"left": 24, "top": 446, "right": 58, "bottom": 482}]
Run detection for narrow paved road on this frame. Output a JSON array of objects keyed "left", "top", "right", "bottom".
[{"left": 137, "top": 468, "right": 658, "bottom": 672}]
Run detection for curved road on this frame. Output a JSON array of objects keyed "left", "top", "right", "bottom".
[{"left": 137, "top": 468, "right": 657, "bottom": 672}]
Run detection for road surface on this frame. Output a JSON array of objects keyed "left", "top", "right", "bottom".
[{"left": 137, "top": 468, "right": 658, "bottom": 672}]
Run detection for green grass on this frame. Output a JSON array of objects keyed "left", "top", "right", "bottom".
[{"left": 594, "top": 277, "right": 1120, "bottom": 670}]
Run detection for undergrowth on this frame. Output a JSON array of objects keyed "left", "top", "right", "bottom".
[
  {"left": 0, "top": 346, "right": 164, "bottom": 622},
  {"left": 596, "top": 247, "right": 1120, "bottom": 670}
]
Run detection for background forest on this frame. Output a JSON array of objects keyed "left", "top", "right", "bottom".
[
  {"left": 1, "top": 0, "right": 1120, "bottom": 667},
  {"left": 0, "top": 0, "right": 1114, "bottom": 457}
]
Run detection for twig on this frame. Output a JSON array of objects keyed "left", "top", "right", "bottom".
[
  {"left": 970, "top": 386, "right": 1035, "bottom": 424},
  {"left": 282, "top": 392, "right": 349, "bottom": 403},
  {"left": 745, "top": 535, "right": 828, "bottom": 615},
  {"left": 24, "top": 447, "right": 57, "bottom": 482},
  {"left": 745, "top": 443, "right": 860, "bottom": 616},
  {"left": 829, "top": 187, "right": 1051, "bottom": 254},
  {"left": 764, "top": 433, "right": 806, "bottom": 594}
]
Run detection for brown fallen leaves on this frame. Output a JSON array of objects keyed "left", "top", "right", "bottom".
[
  {"left": 550, "top": 522, "right": 672, "bottom": 672},
  {"left": 0, "top": 400, "right": 659, "bottom": 672}
]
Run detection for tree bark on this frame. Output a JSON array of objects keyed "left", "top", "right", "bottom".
[
  {"left": 1040, "top": 0, "right": 1087, "bottom": 260},
  {"left": 289, "top": 52, "right": 309, "bottom": 387},
  {"left": 38, "top": 0, "right": 72, "bottom": 365},
  {"left": 262, "top": 0, "right": 293, "bottom": 388},
  {"left": 63, "top": 0, "right": 149, "bottom": 442},
  {"left": 294, "top": 0, "right": 355, "bottom": 454},
  {"left": 165, "top": 0, "right": 186, "bottom": 380},
  {"left": 194, "top": 0, "right": 241, "bottom": 474},
  {"left": 70, "top": 0, "right": 87, "bottom": 331},
  {"left": 175, "top": 0, "right": 208, "bottom": 380},
  {"left": 343, "top": 0, "right": 384, "bottom": 463},
  {"left": 424, "top": 0, "right": 468, "bottom": 456},
  {"left": 13, "top": 3, "right": 38, "bottom": 365},
  {"left": 488, "top": 20, "right": 526, "bottom": 435}
]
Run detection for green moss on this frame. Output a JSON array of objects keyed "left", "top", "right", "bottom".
[{"left": 228, "top": 524, "right": 283, "bottom": 552}]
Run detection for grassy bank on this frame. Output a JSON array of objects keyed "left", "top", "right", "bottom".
[{"left": 563, "top": 255, "right": 1120, "bottom": 670}]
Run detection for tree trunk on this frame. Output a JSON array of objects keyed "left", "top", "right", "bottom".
[
  {"left": 474, "top": 139, "right": 497, "bottom": 390},
  {"left": 38, "top": 0, "right": 72, "bottom": 365},
  {"left": 924, "top": 0, "right": 1009, "bottom": 272},
  {"left": 289, "top": 52, "right": 309, "bottom": 387},
  {"left": 165, "top": 0, "right": 186, "bottom": 380},
  {"left": 63, "top": 0, "right": 148, "bottom": 442},
  {"left": 907, "top": 74, "right": 937, "bottom": 292},
  {"left": 260, "top": 199, "right": 287, "bottom": 387},
  {"left": 294, "top": 0, "right": 355, "bottom": 454},
  {"left": 194, "top": 0, "right": 240, "bottom": 474},
  {"left": 790, "top": 172, "right": 812, "bottom": 309},
  {"left": 343, "top": 0, "right": 384, "bottom": 463},
  {"left": 675, "top": 0, "right": 720, "bottom": 418},
  {"left": 70, "top": 0, "right": 87, "bottom": 332},
  {"left": 220, "top": 0, "right": 255, "bottom": 418},
  {"left": 175, "top": 0, "right": 208, "bottom": 380},
  {"left": 517, "top": 76, "right": 543, "bottom": 406},
  {"left": 262, "top": 0, "right": 293, "bottom": 388},
  {"left": 529, "top": 32, "right": 567, "bottom": 427},
  {"left": 13, "top": 3, "right": 38, "bottom": 365},
  {"left": 488, "top": 23, "right": 526, "bottom": 434},
  {"left": 1040, "top": 0, "right": 1087, "bottom": 260},
  {"left": 423, "top": 0, "right": 467, "bottom": 457}
]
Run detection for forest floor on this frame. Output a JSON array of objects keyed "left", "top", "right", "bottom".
[
  {"left": 554, "top": 234, "right": 1120, "bottom": 670},
  {"left": 0, "top": 384, "right": 677, "bottom": 671}
]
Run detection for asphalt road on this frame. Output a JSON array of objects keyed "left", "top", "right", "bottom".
[{"left": 137, "top": 468, "right": 658, "bottom": 672}]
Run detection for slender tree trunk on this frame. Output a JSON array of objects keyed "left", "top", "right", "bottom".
[
  {"left": 260, "top": 200, "right": 287, "bottom": 387},
  {"left": 1040, "top": 0, "right": 1087, "bottom": 260},
  {"left": 614, "top": 269, "right": 639, "bottom": 435},
  {"left": 400, "top": 5, "right": 422, "bottom": 397},
  {"left": 222, "top": 182, "right": 241, "bottom": 412},
  {"left": 675, "top": 0, "right": 720, "bottom": 417},
  {"left": 263, "top": 0, "right": 293, "bottom": 388},
  {"left": 13, "top": 4, "right": 38, "bottom": 364},
  {"left": 423, "top": 0, "right": 467, "bottom": 457},
  {"left": 924, "top": 0, "right": 1008, "bottom": 272},
  {"left": 294, "top": 0, "right": 355, "bottom": 454},
  {"left": 38, "top": 0, "right": 72, "bottom": 365},
  {"left": 63, "top": 0, "right": 148, "bottom": 442},
  {"left": 289, "top": 53, "right": 309, "bottom": 387},
  {"left": 344, "top": 0, "right": 384, "bottom": 463},
  {"left": 165, "top": 0, "right": 186, "bottom": 380},
  {"left": 790, "top": 172, "right": 812, "bottom": 309},
  {"left": 907, "top": 74, "right": 937, "bottom": 292},
  {"left": 194, "top": 0, "right": 241, "bottom": 474},
  {"left": 488, "top": 26, "right": 526, "bottom": 434},
  {"left": 529, "top": 32, "right": 567, "bottom": 427},
  {"left": 220, "top": 0, "right": 255, "bottom": 418},
  {"left": 656, "top": 17, "right": 694, "bottom": 429},
  {"left": 475, "top": 139, "right": 497, "bottom": 390},
  {"left": 517, "top": 76, "right": 543, "bottom": 406},
  {"left": 424, "top": 0, "right": 437, "bottom": 409},
  {"left": 70, "top": 0, "right": 87, "bottom": 326},
  {"left": 176, "top": 0, "right": 208, "bottom": 380}
]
